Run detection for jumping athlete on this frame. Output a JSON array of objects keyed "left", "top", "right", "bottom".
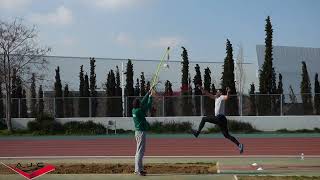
[
  {"left": 132, "top": 88, "right": 154, "bottom": 176},
  {"left": 192, "top": 86, "right": 244, "bottom": 154}
]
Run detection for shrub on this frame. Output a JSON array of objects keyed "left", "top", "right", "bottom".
[
  {"left": 207, "top": 120, "right": 260, "bottom": 133},
  {"left": 63, "top": 121, "right": 106, "bottom": 135},
  {"left": 27, "top": 121, "right": 41, "bottom": 131},
  {"left": 149, "top": 121, "right": 192, "bottom": 133},
  {"left": 276, "top": 128, "right": 320, "bottom": 133},
  {"left": 107, "top": 129, "right": 133, "bottom": 134},
  {"left": 0, "top": 119, "right": 7, "bottom": 130},
  {"left": 27, "top": 113, "right": 64, "bottom": 135},
  {"left": 36, "top": 114, "right": 55, "bottom": 122}
]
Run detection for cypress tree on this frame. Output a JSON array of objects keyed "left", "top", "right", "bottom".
[
  {"left": 21, "top": 89, "right": 28, "bottom": 117},
  {"left": 193, "top": 64, "right": 202, "bottom": 92},
  {"left": 115, "top": 66, "right": 122, "bottom": 116},
  {"left": 189, "top": 75, "right": 193, "bottom": 95},
  {"left": 54, "top": 66, "right": 64, "bottom": 117},
  {"left": 314, "top": 73, "right": 320, "bottom": 115},
  {"left": 79, "top": 65, "right": 86, "bottom": 117},
  {"left": 134, "top": 78, "right": 140, "bottom": 96},
  {"left": 249, "top": 83, "right": 256, "bottom": 116},
  {"left": 115, "top": 66, "right": 122, "bottom": 96},
  {"left": 259, "top": 16, "right": 276, "bottom": 115},
  {"left": 90, "top": 57, "right": 98, "bottom": 117},
  {"left": 181, "top": 47, "right": 189, "bottom": 93},
  {"left": 300, "top": 61, "right": 313, "bottom": 115},
  {"left": 211, "top": 82, "right": 216, "bottom": 94},
  {"left": 38, "top": 85, "right": 44, "bottom": 115},
  {"left": 181, "top": 47, "right": 192, "bottom": 115},
  {"left": 79, "top": 65, "right": 84, "bottom": 96},
  {"left": 64, "top": 84, "right": 74, "bottom": 117},
  {"left": 140, "top": 72, "right": 146, "bottom": 96},
  {"left": 30, "top": 73, "right": 37, "bottom": 117},
  {"left": 188, "top": 76, "right": 193, "bottom": 115},
  {"left": 125, "top": 60, "right": 134, "bottom": 116},
  {"left": 64, "top": 84, "right": 69, "bottom": 116},
  {"left": 277, "top": 73, "right": 284, "bottom": 114},
  {"left": 204, "top": 67, "right": 211, "bottom": 91},
  {"left": 203, "top": 67, "right": 214, "bottom": 115},
  {"left": 211, "top": 81, "right": 217, "bottom": 116},
  {"left": 193, "top": 64, "right": 202, "bottom": 115},
  {"left": 106, "top": 70, "right": 116, "bottom": 116},
  {"left": 221, "top": 39, "right": 238, "bottom": 115},
  {"left": 164, "top": 80, "right": 174, "bottom": 116},
  {"left": 83, "top": 73, "right": 90, "bottom": 116},
  {"left": 278, "top": 74, "right": 283, "bottom": 95}
]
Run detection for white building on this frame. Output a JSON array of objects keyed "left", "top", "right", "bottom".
[{"left": 256, "top": 45, "right": 320, "bottom": 95}]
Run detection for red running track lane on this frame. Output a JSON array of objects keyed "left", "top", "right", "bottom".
[{"left": 0, "top": 138, "right": 320, "bottom": 157}]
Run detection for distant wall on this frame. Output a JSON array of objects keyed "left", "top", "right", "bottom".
[{"left": 11, "top": 116, "right": 320, "bottom": 131}]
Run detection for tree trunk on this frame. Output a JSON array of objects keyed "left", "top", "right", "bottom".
[{"left": 5, "top": 91, "right": 13, "bottom": 132}]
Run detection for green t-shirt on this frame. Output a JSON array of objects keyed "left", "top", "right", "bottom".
[{"left": 132, "top": 93, "right": 153, "bottom": 131}]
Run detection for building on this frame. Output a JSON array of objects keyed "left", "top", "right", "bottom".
[{"left": 256, "top": 45, "right": 320, "bottom": 95}]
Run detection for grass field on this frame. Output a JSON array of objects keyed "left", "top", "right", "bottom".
[{"left": 239, "top": 176, "right": 320, "bottom": 180}]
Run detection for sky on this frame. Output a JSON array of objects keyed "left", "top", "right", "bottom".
[{"left": 1, "top": 0, "right": 320, "bottom": 64}]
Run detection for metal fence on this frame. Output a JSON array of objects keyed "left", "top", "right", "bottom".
[{"left": 1, "top": 93, "right": 319, "bottom": 118}]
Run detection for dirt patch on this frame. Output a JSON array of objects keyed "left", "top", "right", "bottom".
[
  {"left": 0, "top": 163, "right": 216, "bottom": 174},
  {"left": 239, "top": 176, "right": 320, "bottom": 180}
]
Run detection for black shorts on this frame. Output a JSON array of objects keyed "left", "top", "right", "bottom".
[{"left": 202, "top": 114, "right": 228, "bottom": 129}]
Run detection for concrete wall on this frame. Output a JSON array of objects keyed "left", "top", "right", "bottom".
[{"left": 11, "top": 116, "right": 320, "bottom": 131}]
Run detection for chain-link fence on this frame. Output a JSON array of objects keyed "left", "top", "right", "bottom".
[{"left": 1, "top": 93, "right": 319, "bottom": 118}]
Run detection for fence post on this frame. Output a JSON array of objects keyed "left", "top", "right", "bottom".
[
  {"left": 89, "top": 97, "right": 92, "bottom": 117},
  {"left": 18, "top": 99, "right": 21, "bottom": 118}
]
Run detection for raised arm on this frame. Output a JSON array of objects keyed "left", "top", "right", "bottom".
[
  {"left": 223, "top": 87, "right": 231, "bottom": 100},
  {"left": 141, "top": 86, "right": 155, "bottom": 112},
  {"left": 197, "top": 84, "right": 216, "bottom": 99}
]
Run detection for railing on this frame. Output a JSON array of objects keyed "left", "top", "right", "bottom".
[{"left": 1, "top": 93, "right": 320, "bottom": 118}]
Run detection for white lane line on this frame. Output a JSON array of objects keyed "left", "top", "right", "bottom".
[{"left": 1, "top": 155, "right": 320, "bottom": 159}]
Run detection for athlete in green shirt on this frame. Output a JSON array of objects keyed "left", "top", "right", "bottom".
[{"left": 132, "top": 88, "right": 154, "bottom": 176}]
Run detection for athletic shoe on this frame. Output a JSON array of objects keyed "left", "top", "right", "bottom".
[
  {"left": 134, "top": 171, "right": 147, "bottom": 176},
  {"left": 239, "top": 144, "right": 244, "bottom": 154},
  {"left": 191, "top": 129, "right": 199, "bottom": 138}
]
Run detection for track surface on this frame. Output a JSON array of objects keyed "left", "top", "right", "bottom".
[{"left": 1, "top": 137, "right": 320, "bottom": 157}]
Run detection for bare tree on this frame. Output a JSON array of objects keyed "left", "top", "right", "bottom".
[
  {"left": 0, "top": 18, "right": 50, "bottom": 132},
  {"left": 235, "top": 44, "right": 246, "bottom": 115}
]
